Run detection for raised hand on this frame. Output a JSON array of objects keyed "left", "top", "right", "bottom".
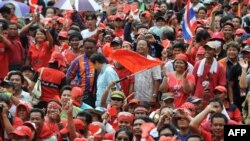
[{"left": 239, "top": 58, "right": 248, "bottom": 69}]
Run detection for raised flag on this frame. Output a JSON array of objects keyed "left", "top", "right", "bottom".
[
  {"left": 112, "top": 49, "right": 163, "bottom": 74},
  {"left": 182, "top": 0, "right": 197, "bottom": 43}
]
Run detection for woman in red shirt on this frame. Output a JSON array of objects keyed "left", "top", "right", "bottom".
[
  {"left": 27, "top": 27, "right": 54, "bottom": 71},
  {"left": 160, "top": 53, "right": 195, "bottom": 108}
]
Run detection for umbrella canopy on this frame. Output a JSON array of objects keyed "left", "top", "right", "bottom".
[
  {"left": 0, "top": 0, "right": 30, "bottom": 18},
  {"left": 54, "top": 0, "right": 100, "bottom": 12},
  {"left": 112, "top": 49, "right": 163, "bottom": 74}
]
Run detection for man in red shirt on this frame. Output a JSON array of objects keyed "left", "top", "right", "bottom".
[
  {"left": 7, "top": 22, "right": 25, "bottom": 71},
  {"left": 193, "top": 41, "right": 226, "bottom": 102},
  {"left": 0, "top": 20, "right": 11, "bottom": 79}
]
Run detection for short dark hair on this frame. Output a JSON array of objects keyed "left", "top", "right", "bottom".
[
  {"left": 173, "top": 42, "right": 186, "bottom": 52},
  {"left": 29, "top": 108, "right": 45, "bottom": 119},
  {"left": 69, "top": 31, "right": 83, "bottom": 41},
  {"left": 195, "top": 30, "right": 211, "bottom": 43},
  {"left": 85, "top": 12, "right": 97, "bottom": 20},
  {"left": 198, "top": 7, "right": 207, "bottom": 13},
  {"left": 76, "top": 111, "right": 93, "bottom": 125},
  {"left": 90, "top": 53, "right": 108, "bottom": 64},
  {"left": 60, "top": 85, "right": 72, "bottom": 94},
  {"left": 209, "top": 98, "right": 224, "bottom": 109},
  {"left": 133, "top": 116, "right": 155, "bottom": 124},
  {"left": 0, "top": 6, "right": 11, "bottom": 14},
  {"left": 83, "top": 38, "right": 97, "bottom": 46},
  {"left": 211, "top": 113, "right": 228, "bottom": 124},
  {"left": 0, "top": 94, "right": 11, "bottom": 106},
  {"left": 7, "top": 71, "right": 25, "bottom": 84},
  {"left": 115, "top": 128, "right": 133, "bottom": 141},
  {"left": 158, "top": 124, "right": 177, "bottom": 136},
  {"left": 220, "top": 16, "right": 232, "bottom": 28},
  {"left": 233, "top": 16, "right": 242, "bottom": 25}
]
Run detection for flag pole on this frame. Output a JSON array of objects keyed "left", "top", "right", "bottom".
[{"left": 114, "top": 68, "right": 149, "bottom": 83}]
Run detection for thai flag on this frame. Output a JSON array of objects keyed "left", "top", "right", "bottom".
[{"left": 182, "top": 0, "right": 196, "bottom": 43}]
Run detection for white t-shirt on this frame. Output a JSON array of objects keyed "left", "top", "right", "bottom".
[{"left": 81, "top": 29, "right": 97, "bottom": 39}]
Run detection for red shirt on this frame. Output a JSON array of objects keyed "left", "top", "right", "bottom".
[
  {"left": 167, "top": 72, "right": 195, "bottom": 108},
  {"left": 114, "top": 29, "right": 124, "bottom": 39},
  {"left": 62, "top": 49, "right": 79, "bottom": 65},
  {"left": 114, "top": 67, "right": 134, "bottom": 97},
  {"left": 38, "top": 67, "right": 66, "bottom": 102},
  {"left": 193, "top": 60, "right": 226, "bottom": 98},
  {"left": 0, "top": 42, "right": 9, "bottom": 79},
  {"left": 7, "top": 36, "right": 24, "bottom": 66},
  {"left": 224, "top": 101, "right": 243, "bottom": 123},
  {"left": 29, "top": 42, "right": 53, "bottom": 71}
]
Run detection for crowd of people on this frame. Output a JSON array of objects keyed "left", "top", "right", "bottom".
[{"left": 0, "top": 0, "right": 250, "bottom": 140}]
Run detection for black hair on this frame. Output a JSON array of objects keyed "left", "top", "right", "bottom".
[
  {"left": 186, "top": 134, "right": 205, "bottom": 141},
  {"left": 85, "top": 12, "right": 97, "bottom": 20},
  {"left": 0, "top": 6, "right": 11, "bottom": 14},
  {"left": 209, "top": 98, "right": 224, "bottom": 109},
  {"left": 115, "top": 128, "right": 133, "bottom": 141},
  {"left": 158, "top": 124, "right": 178, "bottom": 136},
  {"left": 76, "top": 111, "right": 93, "bottom": 125},
  {"left": 7, "top": 71, "right": 25, "bottom": 84},
  {"left": 133, "top": 116, "right": 155, "bottom": 124},
  {"left": 69, "top": 31, "right": 83, "bottom": 41},
  {"left": 0, "top": 94, "right": 11, "bottom": 106},
  {"left": 83, "top": 38, "right": 97, "bottom": 46},
  {"left": 220, "top": 16, "right": 232, "bottom": 28},
  {"left": 35, "top": 28, "right": 47, "bottom": 40},
  {"left": 136, "top": 38, "right": 151, "bottom": 49},
  {"left": 29, "top": 108, "right": 45, "bottom": 119},
  {"left": 195, "top": 30, "right": 211, "bottom": 43},
  {"left": 211, "top": 113, "right": 228, "bottom": 124},
  {"left": 198, "top": 7, "right": 207, "bottom": 13},
  {"left": 90, "top": 53, "right": 108, "bottom": 64},
  {"left": 173, "top": 42, "right": 186, "bottom": 52},
  {"left": 60, "top": 85, "right": 72, "bottom": 94},
  {"left": 233, "top": 16, "right": 242, "bottom": 25}
]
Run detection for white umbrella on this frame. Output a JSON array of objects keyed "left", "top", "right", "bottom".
[{"left": 54, "top": 0, "right": 100, "bottom": 11}]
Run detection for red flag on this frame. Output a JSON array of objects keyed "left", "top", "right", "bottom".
[{"left": 112, "top": 49, "right": 163, "bottom": 73}]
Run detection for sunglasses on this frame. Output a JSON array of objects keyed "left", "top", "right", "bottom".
[{"left": 111, "top": 97, "right": 123, "bottom": 101}]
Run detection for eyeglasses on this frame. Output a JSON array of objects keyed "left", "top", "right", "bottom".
[{"left": 111, "top": 97, "right": 123, "bottom": 101}]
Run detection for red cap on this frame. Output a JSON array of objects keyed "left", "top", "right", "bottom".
[
  {"left": 211, "top": 32, "right": 224, "bottom": 41},
  {"left": 175, "top": 53, "right": 188, "bottom": 62},
  {"left": 49, "top": 52, "right": 66, "bottom": 67},
  {"left": 180, "top": 102, "right": 195, "bottom": 111},
  {"left": 71, "top": 87, "right": 83, "bottom": 107},
  {"left": 108, "top": 15, "right": 116, "bottom": 21},
  {"left": 235, "top": 28, "right": 246, "bottom": 35},
  {"left": 117, "top": 112, "right": 134, "bottom": 124},
  {"left": 231, "top": 0, "right": 239, "bottom": 4},
  {"left": 58, "top": 31, "right": 68, "bottom": 38},
  {"left": 243, "top": 38, "right": 250, "bottom": 45},
  {"left": 10, "top": 125, "right": 33, "bottom": 139},
  {"left": 74, "top": 138, "right": 88, "bottom": 141},
  {"left": 214, "top": 86, "right": 227, "bottom": 93},
  {"left": 60, "top": 119, "right": 85, "bottom": 134},
  {"left": 141, "top": 11, "right": 152, "bottom": 19},
  {"left": 128, "top": 99, "right": 140, "bottom": 105},
  {"left": 115, "top": 14, "right": 125, "bottom": 20},
  {"left": 16, "top": 102, "right": 31, "bottom": 117}
]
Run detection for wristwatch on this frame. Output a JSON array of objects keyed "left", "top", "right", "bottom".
[{"left": 152, "top": 93, "right": 157, "bottom": 98}]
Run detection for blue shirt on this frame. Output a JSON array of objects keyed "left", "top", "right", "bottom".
[{"left": 96, "top": 64, "right": 120, "bottom": 107}]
